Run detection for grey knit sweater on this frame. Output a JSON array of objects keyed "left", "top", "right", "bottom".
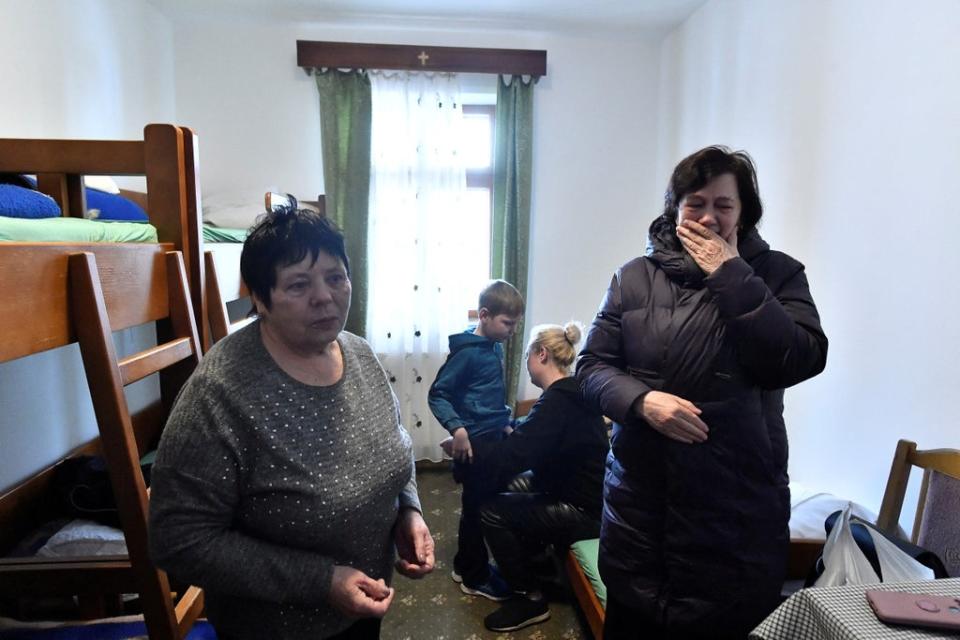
[{"left": 149, "top": 322, "right": 420, "bottom": 639}]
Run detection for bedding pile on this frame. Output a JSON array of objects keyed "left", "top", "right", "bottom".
[{"left": 0, "top": 175, "right": 157, "bottom": 242}]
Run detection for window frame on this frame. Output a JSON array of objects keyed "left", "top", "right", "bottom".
[
  {"left": 462, "top": 104, "right": 495, "bottom": 191},
  {"left": 462, "top": 104, "right": 495, "bottom": 278}
]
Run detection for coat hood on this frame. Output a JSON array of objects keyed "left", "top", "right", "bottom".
[{"left": 448, "top": 328, "right": 492, "bottom": 352}]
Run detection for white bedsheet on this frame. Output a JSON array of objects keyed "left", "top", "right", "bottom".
[
  {"left": 788, "top": 482, "right": 889, "bottom": 540},
  {"left": 35, "top": 518, "right": 127, "bottom": 558}
]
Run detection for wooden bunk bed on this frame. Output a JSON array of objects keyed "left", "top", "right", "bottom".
[
  {"left": 0, "top": 124, "right": 261, "bottom": 350},
  {"left": 0, "top": 126, "right": 206, "bottom": 638},
  {"left": 0, "top": 124, "right": 205, "bottom": 339}
]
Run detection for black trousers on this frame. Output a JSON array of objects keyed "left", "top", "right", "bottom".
[
  {"left": 452, "top": 431, "right": 505, "bottom": 585},
  {"left": 479, "top": 471, "right": 600, "bottom": 593}
]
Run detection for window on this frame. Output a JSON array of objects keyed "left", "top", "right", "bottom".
[
  {"left": 366, "top": 73, "right": 497, "bottom": 461},
  {"left": 460, "top": 104, "right": 495, "bottom": 293}
]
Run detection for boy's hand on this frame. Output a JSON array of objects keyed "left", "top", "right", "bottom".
[{"left": 451, "top": 428, "right": 473, "bottom": 463}]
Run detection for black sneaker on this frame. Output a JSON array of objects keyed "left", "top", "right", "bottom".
[{"left": 484, "top": 597, "right": 551, "bottom": 632}]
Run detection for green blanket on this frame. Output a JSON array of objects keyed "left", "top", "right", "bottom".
[
  {"left": 0, "top": 217, "right": 158, "bottom": 243},
  {"left": 202, "top": 225, "right": 247, "bottom": 243},
  {"left": 570, "top": 538, "right": 606, "bottom": 607}
]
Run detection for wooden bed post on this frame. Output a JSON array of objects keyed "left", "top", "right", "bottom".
[
  {"left": 36, "top": 173, "right": 87, "bottom": 218},
  {"left": 178, "top": 127, "right": 208, "bottom": 350},
  {"left": 142, "top": 125, "right": 187, "bottom": 249},
  {"left": 143, "top": 124, "right": 209, "bottom": 350}
]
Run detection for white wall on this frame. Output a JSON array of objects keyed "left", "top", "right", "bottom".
[
  {"left": 0, "top": 0, "right": 175, "bottom": 139},
  {"left": 168, "top": 16, "right": 664, "bottom": 399},
  {"left": 0, "top": 0, "right": 175, "bottom": 491},
  {"left": 15, "top": 0, "right": 944, "bottom": 524},
  {"left": 658, "top": 0, "right": 960, "bottom": 518}
]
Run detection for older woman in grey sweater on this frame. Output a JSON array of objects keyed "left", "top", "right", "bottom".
[{"left": 149, "top": 209, "right": 434, "bottom": 640}]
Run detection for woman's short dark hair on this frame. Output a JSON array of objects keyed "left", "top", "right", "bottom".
[
  {"left": 240, "top": 208, "right": 349, "bottom": 310},
  {"left": 664, "top": 145, "right": 763, "bottom": 232}
]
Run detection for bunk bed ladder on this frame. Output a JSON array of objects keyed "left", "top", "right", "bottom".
[{"left": 69, "top": 250, "right": 204, "bottom": 640}]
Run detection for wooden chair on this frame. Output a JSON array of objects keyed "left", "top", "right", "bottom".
[
  {"left": 877, "top": 439, "right": 960, "bottom": 544},
  {"left": 515, "top": 398, "right": 537, "bottom": 418},
  {"left": 70, "top": 248, "right": 205, "bottom": 638},
  {"left": 265, "top": 191, "right": 326, "bottom": 215}
]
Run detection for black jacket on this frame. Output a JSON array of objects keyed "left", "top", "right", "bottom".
[
  {"left": 576, "top": 223, "right": 827, "bottom": 636},
  {"left": 473, "top": 377, "right": 609, "bottom": 518}
]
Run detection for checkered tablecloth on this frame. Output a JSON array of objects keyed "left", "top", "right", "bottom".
[{"left": 750, "top": 578, "right": 960, "bottom": 640}]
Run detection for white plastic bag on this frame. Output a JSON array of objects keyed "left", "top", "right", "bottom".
[
  {"left": 814, "top": 504, "right": 935, "bottom": 587},
  {"left": 867, "top": 520, "right": 935, "bottom": 582},
  {"left": 816, "top": 504, "right": 880, "bottom": 587}
]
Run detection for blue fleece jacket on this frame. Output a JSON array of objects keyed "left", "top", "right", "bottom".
[{"left": 428, "top": 328, "right": 511, "bottom": 437}]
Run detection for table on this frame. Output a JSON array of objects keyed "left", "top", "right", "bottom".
[{"left": 751, "top": 578, "right": 960, "bottom": 640}]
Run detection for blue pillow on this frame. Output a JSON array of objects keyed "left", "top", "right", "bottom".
[
  {"left": 0, "top": 184, "right": 62, "bottom": 219},
  {"left": 86, "top": 188, "right": 149, "bottom": 222},
  {"left": 0, "top": 175, "right": 148, "bottom": 222}
]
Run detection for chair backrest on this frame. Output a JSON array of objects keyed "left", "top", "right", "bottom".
[
  {"left": 68, "top": 247, "right": 205, "bottom": 639},
  {"left": 877, "top": 439, "right": 960, "bottom": 538},
  {"left": 204, "top": 249, "right": 254, "bottom": 344},
  {"left": 265, "top": 191, "right": 326, "bottom": 215},
  {"left": 515, "top": 398, "right": 537, "bottom": 418}
]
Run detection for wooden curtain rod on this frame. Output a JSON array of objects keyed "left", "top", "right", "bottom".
[{"left": 297, "top": 40, "right": 547, "bottom": 76}]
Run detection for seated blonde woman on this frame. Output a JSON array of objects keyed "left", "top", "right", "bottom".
[{"left": 446, "top": 323, "right": 609, "bottom": 633}]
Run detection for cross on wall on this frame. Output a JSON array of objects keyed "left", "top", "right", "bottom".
[{"left": 417, "top": 50, "right": 430, "bottom": 66}]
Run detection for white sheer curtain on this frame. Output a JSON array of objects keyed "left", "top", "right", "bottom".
[{"left": 367, "top": 71, "right": 475, "bottom": 461}]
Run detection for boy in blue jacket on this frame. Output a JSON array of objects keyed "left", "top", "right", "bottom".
[{"left": 429, "top": 279, "right": 524, "bottom": 601}]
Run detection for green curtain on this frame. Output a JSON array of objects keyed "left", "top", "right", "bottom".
[
  {"left": 491, "top": 75, "right": 535, "bottom": 409},
  {"left": 315, "top": 69, "right": 372, "bottom": 337}
]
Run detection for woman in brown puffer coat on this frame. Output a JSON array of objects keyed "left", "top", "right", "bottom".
[{"left": 576, "top": 146, "right": 828, "bottom": 640}]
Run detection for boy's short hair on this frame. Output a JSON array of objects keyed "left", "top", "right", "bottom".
[{"left": 479, "top": 280, "right": 525, "bottom": 317}]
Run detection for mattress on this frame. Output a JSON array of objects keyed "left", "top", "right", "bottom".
[{"left": 202, "top": 225, "right": 247, "bottom": 243}]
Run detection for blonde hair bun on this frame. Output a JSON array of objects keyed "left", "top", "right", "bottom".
[
  {"left": 527, "top": 321, "right": 584, "bottom": 374},
  {"left": 563, "top": 322, "right": 583, "bottom": 347}
]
